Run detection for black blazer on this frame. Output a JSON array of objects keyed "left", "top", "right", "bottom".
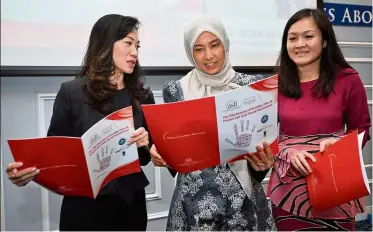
[{"left": 47, "top": 77, "right": 155, "bottom": 202}]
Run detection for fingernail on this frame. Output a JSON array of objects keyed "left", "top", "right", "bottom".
[
  {"left": 31, "top": 168, "right": 36, "bottom": 171},
  {"left": 36, "top": 169, "right": 40, "bottom": 173}
]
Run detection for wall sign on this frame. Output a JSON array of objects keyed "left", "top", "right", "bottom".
[{"left": 323, "top": 2, "right": 372, "bottom": 27}]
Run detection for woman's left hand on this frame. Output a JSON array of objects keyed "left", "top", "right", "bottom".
[
  {"left": 244, "top": 141, "right": 274, "bottom": 171},
  {"left": 319, "top": 138, "right": 338, "bottom": 152},
  {"left": 127, "top": 127, "right": 149, "bottom": 148}
]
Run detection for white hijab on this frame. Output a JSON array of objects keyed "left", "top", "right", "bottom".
[
  {"left": 180, "top": 18, "right": 254, "bottom": 198},
  {"left": 180, "top": 18, "right": 240, "bottom": 100}
]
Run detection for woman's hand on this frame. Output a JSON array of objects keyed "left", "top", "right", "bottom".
[
  {"left": 6, "top": 162, "right": 39, "bottom": 187},
  {"left": 319, "top": 138, "right": 338, "bottom": 152},
  {"left": 290, "top": 151, "right": 316, "bottom": 176},
  {"left": 127, "top": 127, "right": 149, "bottom": 148},
  {"left": 245, "top": 141, "right": 275, "bottom": 171},
  {"left": 149, "top": 145, "right": 168, "bottom": 167}
]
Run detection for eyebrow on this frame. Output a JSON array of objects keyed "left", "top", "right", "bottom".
[
  {"left": 125, "top": 36, "right": 140, "bottom": 44},
  {"left": 288, "top": 30, "right": 316, "bottom": 35},
  {"left": 194, "top": 39, "right": 220, "bottom": 47}
]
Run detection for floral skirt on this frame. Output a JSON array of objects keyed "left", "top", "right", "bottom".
[{"left": 166, "top": 164, "right": 276, "bottom": 231}]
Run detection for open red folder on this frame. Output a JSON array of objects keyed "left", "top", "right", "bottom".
[
  {"left": 143, "top": 76, "right": 279, "bottom": 173},
  {"left": 306, "top": 130, "right": 370, "bottom": 211},
  {"left": 7, "top": 107, "right": 141, "bottom": 199}
]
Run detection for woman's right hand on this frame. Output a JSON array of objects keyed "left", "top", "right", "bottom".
[
  {"left": 290, "top": 151, "right": 316, "bottom": 176},
  {"left": 149, "top": 145, "right": 168, "bottom": 167},
  {"left": 6, "top": 162, "right": 39, "bottom": 187}
]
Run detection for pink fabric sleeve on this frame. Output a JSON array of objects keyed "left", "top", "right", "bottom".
[
  {"left": 343, "top": 73, "right": 371, "bottom": 148},
  {"left": 274, "top": 143, "right": 302, "bottom": 183}
]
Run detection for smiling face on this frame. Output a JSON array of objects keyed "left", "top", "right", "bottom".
[
  {"left": 192, "top": 31, "right": 226, "bottom": 75},
  {"left": 286, "top": 17, "right": 323, "bottom": 68},
  {"left": 112, "top": 31, "right": 140, "bottom": 74}
]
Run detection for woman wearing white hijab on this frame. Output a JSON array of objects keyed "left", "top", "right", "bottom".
[{"left": 150, "top": 18, "right": 276, "bottom": 231}]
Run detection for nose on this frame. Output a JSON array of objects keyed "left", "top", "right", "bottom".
[
  {"left": 295, "top": 38, "right": 306, "bottom": 48},
  {"left": 130, "top": 45, "right": 138, "bottom": 58},
  {"left": 204, "top": 48, "right": 214, "bottom": 60}
]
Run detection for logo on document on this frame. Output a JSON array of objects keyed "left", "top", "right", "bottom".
[
  {"left": 89, "top": 134, "right": 100, "bottom": 147},
  {"left": 118, "top": 138, "right": 126, "bottom": 145},
  {"left": 226, "top": 100, "right": 239, "bottom": 110},
  {"left": 261, "top": 115, "right": 269, "bottom": 123}
]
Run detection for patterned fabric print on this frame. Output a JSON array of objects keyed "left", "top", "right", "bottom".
[
  {"left": 164, "top": 72, "right": 276, "bottom": 231},
  {"left": 167, "top": 165, "right": 273, "bottom": 231},
  {"left": 268, "top": 129, "right": 364, "bottom": 219},
  {"left": 232, "top": 73, "right": 269, "bottom": 86},
  {"left": 272, "top": 204, "right": 355, "bottom": 231}
]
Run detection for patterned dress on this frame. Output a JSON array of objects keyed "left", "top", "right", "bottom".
[
  {"left": 163, "top": 72, "right": 276, "bottom": 231},
  {"left": 268, "top": 68, "right": 371, "bottom": 231}
]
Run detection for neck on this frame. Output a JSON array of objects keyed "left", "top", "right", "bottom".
[
  {"left": 297, "top": 59, "right": 320, "bottom": 82},
  {"left": 110, "top": 71, "right": 125, "bottom": 89}
]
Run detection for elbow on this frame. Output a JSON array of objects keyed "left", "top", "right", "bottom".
[{"left": 138, "top": 147, "right": 151, "bottom": 166}]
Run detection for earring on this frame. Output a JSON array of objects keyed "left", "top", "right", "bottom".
[{"left": 323, "top": 41, "right": 327, "bottom": 48}]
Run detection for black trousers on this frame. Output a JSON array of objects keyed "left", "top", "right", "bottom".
[{"left": 59, "top": 189, "right": 147, "bottom": 231}]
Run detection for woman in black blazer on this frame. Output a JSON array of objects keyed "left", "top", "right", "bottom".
[{"left": 6, "top": 14, "right": 155, "bottom": 231}]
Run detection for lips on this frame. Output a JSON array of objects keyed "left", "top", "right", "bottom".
[
  {"left": 295, "top": 51, "right": 309, "bottom": 56},
  {"left": 205, "top": 62, "right": 217, "bottom": 69},
  {"left": 127, "top": 60, "right": 136, "bottom": 67}
]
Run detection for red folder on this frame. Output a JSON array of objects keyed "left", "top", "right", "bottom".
[
  {"left": 143, "top": 76, "right": 279, "bottom": 173},
  {"left": 7, "top": 107, "right": 141, "bottom": 199},
  {"left": 306, "top": 130, "right": 370, "bottom": 211}
]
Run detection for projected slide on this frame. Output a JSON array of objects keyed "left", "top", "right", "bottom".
[{"left": 1, "top": 0, "right": 316, "bottom": 67}]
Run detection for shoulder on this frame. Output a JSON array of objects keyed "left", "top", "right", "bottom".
[
  {"left": 231, "top": 72, "right": 268, "bottom": 86},
  {"left": 335, "top": 67, "right": 363, "bottom": 88},
  {"left": 59, "top": 77, "right": 85, "bottom": 95},
  {"left": 334, "top": 68, "right": 366, "bottom": 101},
  {"left": 162, "top": 80, "right": 183, "bottom": 103},
  {"left": 336, "top": 67, "right": 360, "bottom": 80},
  {"left": 55, "top": 78, "right": 87, "bottom": 107},
  {"left": 141, "top": 90, "right": 155, "bottom": 105},
  {"left": 163, "top": 80, "right": 179, "bottom": 94}
]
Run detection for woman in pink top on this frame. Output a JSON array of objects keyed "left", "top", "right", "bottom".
[{"left": 268, "top": 8, "right": 371, "bottom": 231}]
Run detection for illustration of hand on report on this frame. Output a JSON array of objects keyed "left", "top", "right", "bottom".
[
  {"left": 225, "top": 120, "right": 256, "bottom": 148},
  {"left": 94, "top": 145, "right": 114, "bottom": 173}
]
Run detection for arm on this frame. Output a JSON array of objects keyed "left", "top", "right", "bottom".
[
  {"left": 249, "top": 165, "right": 269, "bottom": 183},
  {"left": 344, "top": 73, "right": 371, "bottom": 148},
  {"left": 138, "top": 91, "right": 156, "bottom": 166},
  {"left": 47, "top": 82, "right": 73, "bottom": 136}
]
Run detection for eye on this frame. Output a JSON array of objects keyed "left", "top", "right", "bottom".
[
  {"left": 137, "top": 45, "right": 141, "bottom": 49},
  {"left": 305, "top": 35, "right": 314, "bottom": 39},
  {"left": 194, "top": 48, "right": 203, "bottom": 52},
  {"left": 288, "top": 37, "right": 296, "bottom": 41},
  {"left": 212, "top": 43, "right": 219, "bottom": 48},
  {"left": 125, "top": 41, "right": 132, "bottom": 46}
]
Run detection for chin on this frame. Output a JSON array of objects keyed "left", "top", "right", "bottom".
[
  {"left": 201, "top": 67, "right": 221, "bottom": 75},
  {"left": 292, "top": 58, "right": 313, "bottom": 67},
  {"left": 122, "top": 67, "right": 135, "bottom": 74}
]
